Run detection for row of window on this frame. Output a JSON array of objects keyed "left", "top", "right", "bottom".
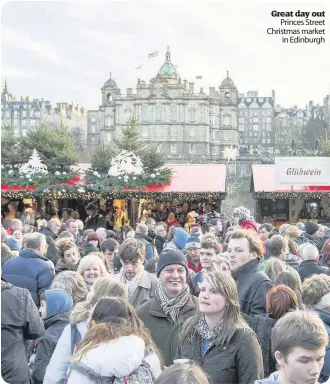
[
  {"left": 2, "top": 110, "right": 40, "bottom": 118},
  {"left": 11, "top": 119, "right": 36, "bottom": 127},
  {"left": 239, "top": 117, "right": 272, "bottom": 123},
  {"left": 240, "top": 138, "right": 272, "bottom": 144}
]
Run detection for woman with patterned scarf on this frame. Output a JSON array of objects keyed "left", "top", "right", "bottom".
[
  {"left": 113, "top": 238, "right": 158, "bottom": 308},
  {"left": 137, "top": 249, "right": 198, "bottom": 367},
  {"left": 177, "top": 271, "right": 264, "bottom": 384}
]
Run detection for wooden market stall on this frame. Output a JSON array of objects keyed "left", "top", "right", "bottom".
[{"left": 251, "top": 164, "right": 330, "bottom": 227}]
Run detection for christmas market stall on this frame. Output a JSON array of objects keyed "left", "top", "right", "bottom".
[{"left": 251, "top": 160, "right": 330, "bottom": 226}]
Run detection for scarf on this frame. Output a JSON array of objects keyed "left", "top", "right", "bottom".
[
  {"left": 154, "top": 282, "right": 190, "bottom": 323},
  {"left": 196, "top": 315, "right": 224, "bottom": 340},
  {"left": 118, "top": 266, "right": 145, "bottom": 302}
]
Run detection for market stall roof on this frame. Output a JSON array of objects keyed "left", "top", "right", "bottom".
[
  {"left": 75, "top": 163, "right": 227, "bottom": 193},
  {"left": 251, "top": 164, "right": 330, "bottom": 198}
]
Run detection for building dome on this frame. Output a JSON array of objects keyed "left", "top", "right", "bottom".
[
  {"left": 104, "top": 73, "right": 117, "bottom": 88},
  {"left": 157, "top": 46, "right": 177, "bottom": 78},
  {"left": 220, "top": 71, "right": 236, "bottom": 88}
]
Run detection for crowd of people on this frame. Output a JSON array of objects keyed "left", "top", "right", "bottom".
[{"left": 1, "top": 202, "right": 330, "bottom": 384}]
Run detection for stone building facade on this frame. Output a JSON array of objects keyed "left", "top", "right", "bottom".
[
  {"left": 87, "top": 47, "right": 239, "bottom": 162},
  {"left": 1, "top": 81, "right": 87, "bottom": 146}
]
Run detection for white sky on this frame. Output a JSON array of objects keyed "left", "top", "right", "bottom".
[{"left": 1, "top": 0, "right": 330, "bottom": 110}]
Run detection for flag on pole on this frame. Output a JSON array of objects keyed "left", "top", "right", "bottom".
[
  {"left": 148, "top": 51, "right": 159, "bottom": 58},
  {"left": 196, "top": 75, "right": 203, "bottom": 79},
  {"left": 135, "top": 65, "right": 142, "bottom": 70}
]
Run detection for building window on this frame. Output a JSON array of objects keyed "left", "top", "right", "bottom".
[
  {"left": 22, "top": 129, "right": 27, "bottom": 137},
  {"left": 35, "top": 111, "right": 40, "bottom": 118},
  {"left": 170, "top": 126, "right": 177, "bottom": 138},
  {"left": 106, "top": 118, "right": 111, "bottom": 127},
  {"left": 91, "top": 125, "right": 96, "bottom": 133},
  {"left": 189, "top": 144, "right": 195, "bottom": 153},
  {"left": 91, "top": 136, "right": 95, "bottom": 143},
  {"left": 106, "top": 93, "right": 112, "bottom": 102},
  {"left": 142, "top": 106, "right": 148, "bottom": 122},
  {"left": 210, "top": 115, "right": 216, "bottom": 125},
  {"left": 91, "top": 117, "right": 96, "bottom": 123},
  {"left": 239, "top": 117, "right": 244, "bottom": 123},
  {"left": 253, "top": 131, "right": 258, "bottom": 137},
  {"left": 124, "top": 109, "right": 132, "bottom": 122},
  {"left": 189, "top": 109, "right": 196, "bottom": 122},
  {"left": 253, "top": 117, "right": 259, "bottom": 123},
  {"left": 225, "top": 92, "right": 231, "bottom": 101},
  {"left": 6, "top": 111, "right": 10, "bottom": 118},
  {"left": 106, "top": 133, "right": 112, "bottom": 142},
  {"left": 141, "top": 126, "right": 148, "bottom": 138},
  {"left": 22, "top": 120, "right": 26, "bottom": 127},
  {"left": 253, "top": 124, "right": 258, "bottom": 131},
  {"left": 22, "top": 110, "right": 26, "bottom": 118},
  {"left": 189, "top": 127, "right": 195, "bottom": 137},
  {"left": 171, "top": 105, "right": 177, "bottom": 122},
  {"left": 170, "top": 143, "right": 176, "bottom": 154},
  {"left": 155, "top": 105, "right": 162, "bottom": 122},
  {"left": 239, "top": 124, "right": 244, "bottom": 132},
  {"left": 157, "top": 143, "right": 162, "bottom": 153},
  {"left": 212, "top": 146, "right": 218, "bottom": 155},
  {"left": 30, "top": 119, "right": 35, "bottom": 127},
  {"left": 223, "top": 114, "right": 230, "bottom": 126}
]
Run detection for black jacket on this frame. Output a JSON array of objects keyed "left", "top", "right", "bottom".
[
  {"left": 232, "top": 259, "right": 273, "bottom": 316},
  {"left": 1, "top": 282, "right": 44, "bottom": 384},
  {"left": 31, "top": 311, "right": 71, "bottom": 384},
  {"left": 39, "top": 226, "right": 58, "bottom": 240},
  {"left": 155, "top": 235, "right": 166, "bottom": 255},
  {"left": 177, "top": 326, "right": 264, "bottom": 384},
  {"left": 297, "top": 259, "right": 329, "bottom": 282},
  {"left": 84, "top": 215, "right": 107, "bottom": 231}
]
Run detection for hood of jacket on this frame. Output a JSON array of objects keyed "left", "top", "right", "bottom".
[
  {"left": 174, "top": 228, "right": 191, "bottom": 250},
  {"left": 135, "top": 232, "right": 153, "bottom": 244},
  {"left": 19, "top": 247, "right": 49, "bottom": 261},
  {"left": 70, "top": 335, "right": 145, "bottom": 378},
  {"left": 45, "top": 288, "right": 73, "bottom": 318},
  {"left": 240, "top": 220, "right": 258, "bottom": 232}
]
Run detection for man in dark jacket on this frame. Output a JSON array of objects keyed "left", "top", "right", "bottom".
[
  {"left": 135, "top": 223, "right": 154, "bottom": 261},
  {"left": 297, "top": 243, "right": 329, "bottom": 282},
  {"left": 228, "top": 229, "right": 273, "bottom": 316},
  {"left": 295, "top": 221, "right": 322, "bottom": 247},
  {"left": 1, "top": 280, "right": 44, "bottom": 384},
  {"left": 39, "top": 218, "right": 61, "bottom": 240},
  {"left": 2, "top": 232, "right": 55, "bottom": 306},
  {"left": 31, "top": 288, "right": 73, "bottom": 383},
  {"left": 84, "top": 203, "right": 107, "bottom": 231}
]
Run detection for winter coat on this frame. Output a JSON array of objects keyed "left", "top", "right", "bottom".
[
  {"left": 240, "top": 220, "right": 259, "bottom": 232},
  {"left": 136, "top": 295, "right": 198, "bottom": 367},
  {"left": 1, "top": 242, "right": 13, "bottom": 266},
  {"left": 297, "top": 259, "right": 329, "bottom": 282},
  {"left": 187, "top": 258, "right": 202, "bottom": 274},
  {"left": 39, "top": 226, "right": 58, "bottom": 240},
  {"left": 232, "top": 259, "right": 273, "bottom": 316},
  {"left": 83, "top": 243, "right": 99, "bottom": 256},
  {"left": 177, "top": 326, "right": 264, "bottom": 384},
  {"left": 1, "top": 282, "right": 44, "bottom": 384},
  {"left": 284, "top": 253, "right": 301, "bottom": 269},
  {"left": 248, "top": 314, "right": 277, "bottom": 378},
  {"left": 318, "top": 309, "right": 330, "bottom": 383},
  {"left": 113, "top": 270, "right": 158, "bottom": 308},
  {"left": 55, "top": 259, "right": 78, "bottom": 274},
  {"left": 67, "top": 335, "right": 162, "bottom": 384},
  {"left": 2, "top": 248, "right": 55, "bottom": 306},
  {"left": 135, "top": 232, "right": 154, "bottom": 261},
  {"left": 43, "top": 320, "right": 88, "bottom": 384},
  {"left": 31, "top": 311, "right": 71, "bottom": 384},
  {"left": 84, "top": 214, "right": 107, "bottom": 231},
  {"left": 155, "top": 235, "right": 166, "bottom": 255},
  {"left": 318, "top": 230, "right": 330, "bottom": 252},
  {"left": 294, "top": 232, "right": 321, "bottom": 247}
]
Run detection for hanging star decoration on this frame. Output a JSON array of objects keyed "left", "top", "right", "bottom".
[{"left": 222, "top": 146, "right": 238, "bottom": 163}]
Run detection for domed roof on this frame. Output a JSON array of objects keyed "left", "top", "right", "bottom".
[
  {"left": 220, "top": 71, "right": 236, "bottom": 88},
  {"left": 104, "top": 73, "right": 117, "bottom": 88},
  {"left": 157, "top": 46, "right": 177, "bottom": 78}
]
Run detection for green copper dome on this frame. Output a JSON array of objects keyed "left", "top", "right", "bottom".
[{"left": 158, "top": 62, "right": 177, "bottom": 76}]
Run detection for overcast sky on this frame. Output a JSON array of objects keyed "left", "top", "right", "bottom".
[{"left": 1, "top": 0, "right": 330, "bottom": 110}]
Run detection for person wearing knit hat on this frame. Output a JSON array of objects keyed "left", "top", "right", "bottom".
[
  {"left": 233, "top": 206, "right": 258, "bottom": 232},
  {"left": 305, "top": 221, "right": 319, "bottom": 236},
  {"left": 295, "top": 221, "right": 323, "bottom": 248},
  {"left": 137, "top": 248, "right": 198, "bottom": 367},
  {"left": 163, "top": 227, "right": 191, "bottom": 252},
  {"left": 31, "top": 289, "right": 73, "bottom": 383},
  {"left": 279, "top": 223, "right": 291, "bottom": 237}
]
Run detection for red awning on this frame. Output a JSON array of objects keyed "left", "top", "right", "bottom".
[{"left": 251, "top": 164, "right": 330, "bottom": 193}]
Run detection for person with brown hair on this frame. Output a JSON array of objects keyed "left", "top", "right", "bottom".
[
  {"left": 248, "top": 285, "right": 299, "bottom": 377},
  {"left": 191, "top": 237, "right": 222, "bottom": 295},
  {"left": 51, "top": 271, "right": 88, "bottom": 306},
  {"left": 113, "top": 238, "right": 158, "bottom": 307},
  {"left": 177, "top": 271, "right": 263, "bottom": 383},
  {"left": 302, "top": 274, "right": 330, "bottom": 382},
  {"left": 274, "top": 269, "right": 304, "bottom": 309},
  {"left": 56, "top": 239, "right": 81, "bottom": 273},
  {"left": 83, "top": 232, "right": 101, "bottom": 256},
  {"left": 320, "top": 239, "right": 330, "bottom": 267},
  {"left": 255, "top": 311, "right": 328, "bottom": 383},
  {"left": 43, "top": 277, "right": 127, "bottom": 384},
  {"left": 228, "top": 229, "right": 273, "bottom": 315},
  {"left": 67, "top": 297, "right": 162, "bottom": 383},
  {"left": 264, "top": 258, "right": 287, "bottom": 284},
  {"left": 155, "top": 362, "right": 211, "bottom": 384}
]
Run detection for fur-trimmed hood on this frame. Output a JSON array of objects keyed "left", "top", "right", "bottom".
[{"left": 68, "top": 335, "right": 161, "bottom": 383}]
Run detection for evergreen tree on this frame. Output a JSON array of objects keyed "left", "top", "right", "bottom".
[
  {"left": 321, "top": 138, "right": 330, "bottom": 156},
  {"left": 140, "top": 145, "right": 166, "bottom": 171},
  {"left": 91, "top": 144, "right": 113, "bottom": 173},
  {"left": 112, "top": 116, "right": 145, "bottom": 155},
  {"left": 1, "top": 124, "right": 29, "bottom": 167},
  {"left": 23, "top": 120, "right": 78, "bottom": 172}
]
